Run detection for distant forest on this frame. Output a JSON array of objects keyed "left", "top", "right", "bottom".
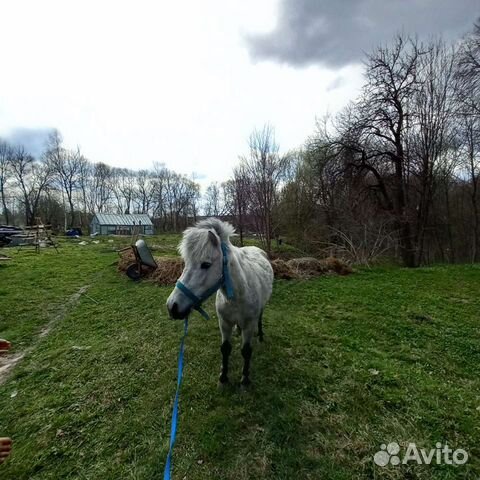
[{"left": 1, "top": 21, "right": 479, "bottom": 267}]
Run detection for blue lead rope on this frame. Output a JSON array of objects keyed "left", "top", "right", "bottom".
[
  {"left": 163, "top": 317, "right": 189, "bottom": 480},
  {"left": 164, "top": 241, "right": 234, "bottom": 479}
]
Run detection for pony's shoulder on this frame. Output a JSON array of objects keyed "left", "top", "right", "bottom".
[
  {"left": 238, "top": 245, "right": 269, "bottom": 259},
  {"left": 236, "top": 246, "right": 273, "bottom": 284}
]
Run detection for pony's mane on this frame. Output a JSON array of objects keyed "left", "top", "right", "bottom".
[
  {"left": 195, "top": 218, "right": 235, "bottom": 241},
  {"left": 179, "top": 218, "right": 235, "bottom": 261}
]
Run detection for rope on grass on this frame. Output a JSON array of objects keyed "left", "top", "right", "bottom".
[{"left": 163, "top": 317, "right": 188, "bottom": 480}]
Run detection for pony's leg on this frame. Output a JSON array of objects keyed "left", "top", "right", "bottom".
[
  {"left": 240, "top": 325, "right": 255, "bottom": 386},
  {"left": 257, "top": 311, "right": 264, "bottom": 343},
  {"left": 219, "top": 320, "right": 233, "bottom": 384}
]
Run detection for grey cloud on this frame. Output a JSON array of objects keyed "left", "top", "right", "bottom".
[
  {"left": 2, "top": 127, "right": 54, "bottom": 158},
  {"left": 326, "top": 75, "right": 346, "bottom": 91},
  {"left": 246, "top": 0, "right": 479, "bottom": 67}
]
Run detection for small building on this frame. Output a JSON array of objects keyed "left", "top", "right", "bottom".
[{"left": 90, "top": 213, "right": 154, "bottom": 236}]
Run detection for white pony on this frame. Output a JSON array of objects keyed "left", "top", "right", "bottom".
[{"left": 166, "top": 218, "right": 274, "bottom": 386}]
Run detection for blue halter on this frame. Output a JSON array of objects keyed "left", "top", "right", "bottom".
[{"left": 175, "top": 242, "right": 234, "bottom": 319}]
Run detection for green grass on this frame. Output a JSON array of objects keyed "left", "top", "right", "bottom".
[{"left": 1, "top": 237, "right": 479, "bottom": 479}]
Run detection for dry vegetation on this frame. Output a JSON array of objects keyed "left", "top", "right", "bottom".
[
  {"left": 118, "top": 250, "right": 352, "bottom": 284},
  {"left": 271, "top": 256, "right": 352, "bottom": 280},
  {"left": 117, "top": 250, "right": 184, "bottom": 285}
]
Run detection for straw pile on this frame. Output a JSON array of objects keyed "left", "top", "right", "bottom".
[
  {"left": 322, "top": 256, "right": 353, "bottom": 276},
  {"left": 117, "top": 250, "right": 136, "bottom": 272},
  {"left": 270, "top": 259, "right": 296, "bottom": 280},
  {"left": 149, "top": 258, "right": 184, "bottom": 285},
  {"left": 118, "top": 250, "right": 352, "bottom": 284},
  {"left": 271, "top": 256, "right": 352, "bottom": 280},
  {"left": 117, "top": 250, "right": 184, "bottom": 285}
]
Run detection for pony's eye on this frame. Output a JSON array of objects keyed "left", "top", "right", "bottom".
[{"left": 201, "top": 262, "right": 212, "bottom": 270}]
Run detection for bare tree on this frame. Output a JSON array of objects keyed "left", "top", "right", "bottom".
[
  {"left": 0, "top": 140, "right": 12, "bottom": 224},
  {"left": 46, "top": 131, "right": 84, "bottom": 228},
  {"left": 204, "top": 182, "right": 225, "bottom": 217},
  {"left": 134, "top": 169, "right": 154, "bottom": 214},
  {"left": 148, "top": 164, "right": 200, "bottom": 231},
  {"left": 9, "top": 146, "right": 52, "bottom": 225},
  {"left": 456, "top": 20, "right": 480, "bottom": 261},
  {"left": 151, "top": 162, "right": 168, "bottom": 228},
  {"left": 326, "top": 36, "right": 423, "bottom": 266},
  {"left": 111, "top": 167, "right": 136, "bottom": 214},
  {"left": 77, "top": 155, "right": 92, "bottom": 227},
  {"left": 411, "top": 40, "right": 458, "bottom": 263},
  {"left": 456, "top": 19, "right": 480, "bottom": 115},
  {"left": 241, "top": 125, "right": 290, "bottom": 256},
  {"left": 88, "top": 162, "right": 113, "bottom": 213},
  {"left": 458, "top": 113, "right": 480, "bottom": 261},
  {"left": 228, "top": 165, "right": 251, "bottom": 246}
]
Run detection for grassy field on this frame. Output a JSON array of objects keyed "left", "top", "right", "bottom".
[{"left": 1, "top": 236, "right": 479, "bottom": 479}]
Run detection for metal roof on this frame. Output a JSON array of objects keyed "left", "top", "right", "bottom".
[{"left": 93, "top": 213, "right": 153, "bottom": 226}]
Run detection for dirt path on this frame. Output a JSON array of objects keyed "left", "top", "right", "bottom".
[{"left": 0, "top": 285, "right": 90, "bottom": 385}]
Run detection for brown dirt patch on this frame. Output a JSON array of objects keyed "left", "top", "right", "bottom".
[
  {"left": 0, "top": 285, "right": 90, "bottom": 385},
  {"left": 0, "top": 353, "right": 25, "bottom": 385}
]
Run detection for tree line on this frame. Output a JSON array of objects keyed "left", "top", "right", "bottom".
[
  {"left": 0, "top": 130, "right": 200, "bottom": 231},
  {"left": 208, "top": 23, "right": 480, "bottom": 266}
]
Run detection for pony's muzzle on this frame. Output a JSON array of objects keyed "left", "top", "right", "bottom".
[
  {"left": 170, "top": 302, "right": 181, "bottom": 319},
  {"left": 167, "top": 285, "right": 195, "bottom": 320},
  {"left": 168, "top": 301, "right": 191, "bottom": 320}
]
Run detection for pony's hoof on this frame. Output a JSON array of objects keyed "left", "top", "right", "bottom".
[
  {"left": 218, "top": 381, "right": 229, "bottom": 390},
  {"left": 240, "top": 376, "right": 251, "bottom": 387},
  {"left": 219, "top": 373, "right": 229, "bottom": 385}
]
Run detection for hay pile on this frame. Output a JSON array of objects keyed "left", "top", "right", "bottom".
[
  {"left": 271, "top": 256, "right": 352, "bottom": 279},
  {"left": 117, "top": 250, "right": 184, "bottom": 285},
  {"left": 117, "top": 250, "right": 136, "bottom": 272},
  {"left": 270, "top": 259, "right": 296, "bottom": 280},
  {"left": 149, "top": 258, "right": 184, "bottom": 285},
  {"left": 322, "top": 256, "right": 353, "bottom": 276},
  {"left": 118, "top": 250, "right": 352, "bottom": 285},
  {"left": 288, "top": 257, "right": 327, "bottom": 277}
]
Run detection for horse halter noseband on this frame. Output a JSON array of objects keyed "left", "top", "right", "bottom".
[{"left": 175, "top": 242, "right": 234, "bottom": 319}]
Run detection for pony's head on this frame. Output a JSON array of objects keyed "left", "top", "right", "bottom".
[{"left": 166, "top": 219, "right": 235, "bottom": 319}]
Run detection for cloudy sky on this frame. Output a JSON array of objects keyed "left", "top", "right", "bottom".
[{"left": 0, "top": 1, "right": 477, "bottom": 187}]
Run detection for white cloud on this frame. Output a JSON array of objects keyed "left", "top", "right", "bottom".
[{"left": 0, "top": 0, "right": 363, "bottom": 187}]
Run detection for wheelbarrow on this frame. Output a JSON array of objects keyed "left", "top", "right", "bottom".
[{"left": 121, "top": 239, "right": 158, "bottom": 280}]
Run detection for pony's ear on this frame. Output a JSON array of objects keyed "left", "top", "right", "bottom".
[{"left": 208, "top": 230, "right": 219, "bottom": 247}]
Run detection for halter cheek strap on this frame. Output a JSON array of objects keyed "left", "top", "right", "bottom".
[{"left": 175, "top": 241, "right": 234, "bottom": 320}]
